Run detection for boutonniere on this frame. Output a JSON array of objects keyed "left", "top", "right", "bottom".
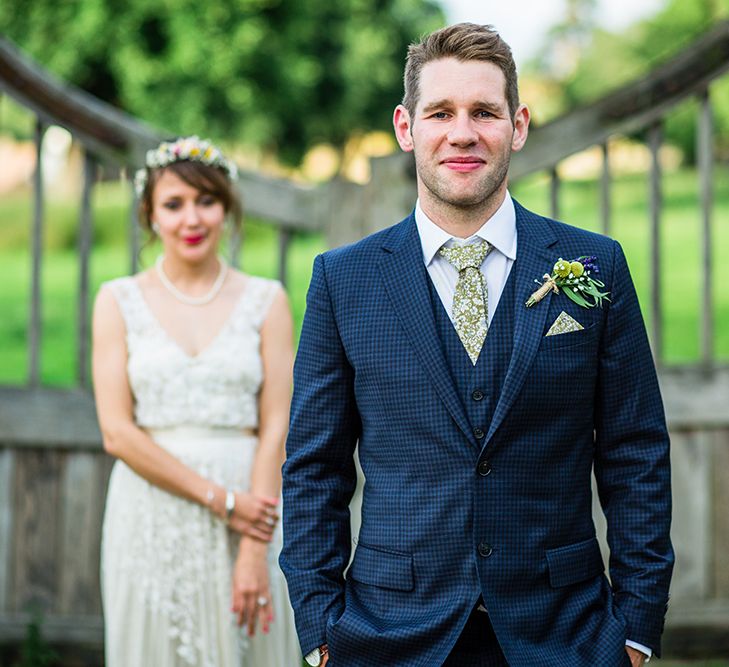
[{"left": 526, "top": 256, "right": 610, "bottom": 308}]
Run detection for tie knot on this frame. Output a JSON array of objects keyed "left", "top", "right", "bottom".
[{"left": 439, "top": 241, "right": 492, "bottom": 272}]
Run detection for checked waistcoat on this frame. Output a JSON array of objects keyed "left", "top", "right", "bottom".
[{"left": 427, "top": 265, "right": 517, "bottom": 448}]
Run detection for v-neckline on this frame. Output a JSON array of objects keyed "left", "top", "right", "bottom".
[{"left": 130, "top": 277, "right": 251, "bottom": 360}]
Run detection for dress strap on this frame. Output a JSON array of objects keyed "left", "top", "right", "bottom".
[
  {"left": 237, "top": 276, "right": 282, "bottom": 331},
  {"left": 104, "top": 276, "right": 153, "bottom": 335}
]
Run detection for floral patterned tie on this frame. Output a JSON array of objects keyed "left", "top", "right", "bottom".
[{"left": 438, "top": 241, "right": 493, "bottom": 364}]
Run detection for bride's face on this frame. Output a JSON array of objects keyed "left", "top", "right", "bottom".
[{"left": 151, "top": 169, "right": 226, "bottom": 263}]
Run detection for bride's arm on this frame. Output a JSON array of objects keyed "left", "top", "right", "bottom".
[
  {"left": 233, "top": 286, "right": 294, "bottom": 634},
  {"left": 249, "top": 286, "right": 294, "bottom": 501},
  {"left": 92, "top": 285, "right": 276, "bottom": 540}
]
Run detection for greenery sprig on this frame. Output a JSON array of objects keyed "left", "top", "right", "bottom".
[{"left": 526, "top": 256, "right": 610, "bottom": 308}]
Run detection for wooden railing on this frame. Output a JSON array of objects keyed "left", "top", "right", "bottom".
[{"left": 1, "top": 22, "right": 729, "bottom": 659}]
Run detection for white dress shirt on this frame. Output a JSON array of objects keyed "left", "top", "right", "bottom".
[
  {"left": 415, "top": 193, "right": 517, "bottom": 326},
  {"left": 413, "top": 193, "right": 652, "bottom": 662}
]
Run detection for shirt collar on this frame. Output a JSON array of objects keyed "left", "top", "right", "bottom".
[{"left": 415, "top": 192, "right": 517, "bottom": 266}]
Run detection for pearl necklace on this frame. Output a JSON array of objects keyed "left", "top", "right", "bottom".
[{"left": 155, "top": 255, "right": 228, "bottom": 306}]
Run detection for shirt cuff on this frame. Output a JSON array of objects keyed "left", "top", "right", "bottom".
[{"left": 625, "top": 639, "right": 652, "bottom": 662}]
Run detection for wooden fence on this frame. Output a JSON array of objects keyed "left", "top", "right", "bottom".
[{"left": 1, "top": 21, "right": 729, "bottom": 659}]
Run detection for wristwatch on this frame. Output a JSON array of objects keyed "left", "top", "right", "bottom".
[{"left": 304, "top": 644, "right": 328, "bottom": 666}]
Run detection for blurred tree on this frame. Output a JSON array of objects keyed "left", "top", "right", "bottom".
[
  {"left": 0, "top": 0, "right": 444, "bottom": 165},
  {"left": 526, "top": 0, "right": 729, "bottom": 161}
]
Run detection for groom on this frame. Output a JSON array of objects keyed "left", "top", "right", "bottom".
[{"left": 281, "top": 23, "right": 673, "bottom": 667}]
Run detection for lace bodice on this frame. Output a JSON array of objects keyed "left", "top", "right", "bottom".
[{"left": 107, "top": 275, "right": 280, "bottom": 430}]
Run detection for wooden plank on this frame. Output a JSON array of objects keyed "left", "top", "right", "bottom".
[
  {"left": 549, "top": 167, "right": 560, "bottom": 220},
  {"left": 648, "top": 122, "right": 663, "bottom": 363},
  {"left": 0, "top": 613, "right": 103, "bottom": 645},
  {"left": 28, "top": 119, "right": 45, "bottom": 386},
  {"left": 669, "top": 430, "right": 711, "bottom": 600},
  {"left": 600, "top": 142, "right": 611, "bottom": 236},
  {"left": 77, "top": 152, "right": 95, "bottom": 387},
  {"left": 659, "top": 366, "right": 729, "bottom": 428},
  {"left": 0, "top": 387, "right": 101, "bottom": 450},
  {"left": 712, "top": 429, "right": 729, "bottom": 598},
  {"left": 697, "top": 89, "right": 714, "bottom": 367},
  {"left": 278, "top": 228, "right": 292, "bottom": 287},
  {"left": 57, "top": 452, "right": 101, "bottom": 615},
  {"left": 0, "top": 449, "right": 14, "bottom": 611},
  {"left": 11, "top": 449, "right": 62, "bottom": 613}
]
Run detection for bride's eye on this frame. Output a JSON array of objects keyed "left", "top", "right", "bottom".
[
  {"left": 198, "top": 194, "right": 219, "bottom": 207},
  {"left": 162, "top": 199, "right": 182, "bottom": 211}
]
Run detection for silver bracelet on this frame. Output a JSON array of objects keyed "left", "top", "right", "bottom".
[{"left": 225, "top": 490, "right": 236, "bottom": 523}]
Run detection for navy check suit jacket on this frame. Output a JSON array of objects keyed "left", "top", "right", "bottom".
[{"left": 281, "top": 201, "right": 674, "bottom": 666}]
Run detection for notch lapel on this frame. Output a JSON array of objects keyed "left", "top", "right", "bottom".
[
  {"left": 485, "top": 202, "right": 559, "bottom": 446},
  {"left": 378, "top": 217, "right": 477, "bottom": 450}
]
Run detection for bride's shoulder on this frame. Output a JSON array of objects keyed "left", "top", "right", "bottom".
[{"left": 230, "top": 270, "right": 282, "bottom": 297}]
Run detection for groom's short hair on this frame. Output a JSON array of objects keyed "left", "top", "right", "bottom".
[{"left": 402, "top": 23, "right": 520, "bottom": 121}]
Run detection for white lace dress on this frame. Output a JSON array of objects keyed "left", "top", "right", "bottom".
[{"left": 100, "top": 275, "right": 300, "bottom": 667}]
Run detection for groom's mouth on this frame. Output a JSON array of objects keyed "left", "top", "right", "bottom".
[{"left": 441, "top": 156, "right": 485, "bottom": 172}]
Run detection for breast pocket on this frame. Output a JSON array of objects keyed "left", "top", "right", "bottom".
[{"left": 539, "top": 322, "right": 599, "bottom": 351}]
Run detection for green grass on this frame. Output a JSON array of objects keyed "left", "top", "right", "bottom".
[{"left": 1, "top": 166, "right": 727, "bottom": 386}]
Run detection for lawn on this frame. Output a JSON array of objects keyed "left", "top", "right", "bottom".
[{"left": 0, "top": 165, "right": 727, "bottom": 386}]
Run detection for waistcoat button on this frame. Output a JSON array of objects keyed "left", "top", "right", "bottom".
[
  {"left": 478, "top": 542, "right": 493, "bottom": 558},
  {"left": 478, "top": 459, "right": 491, "bottom": 476}
]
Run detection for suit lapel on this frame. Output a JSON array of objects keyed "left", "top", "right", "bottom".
[
  {"left": 378, "top": 216, "right": 476, "bottom": 449},
  {"left": 485, "top": 201, "right": 559, "bottom": 446}
]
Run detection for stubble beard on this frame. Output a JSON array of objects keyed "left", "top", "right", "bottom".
[{"left": 415, "top": 147, "right": 512, "bottom": 215}]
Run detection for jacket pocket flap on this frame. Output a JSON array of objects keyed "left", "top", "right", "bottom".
[
  {"left": 349, "top": 543, "right": 414, "bottom": 591},
  {"left": 545, "top": 537, "right": 604, "bottom": 588}
]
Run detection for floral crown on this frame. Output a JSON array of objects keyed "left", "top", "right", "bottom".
[{"left": 134, "top": 136, "right": 238, "bottom": 196}]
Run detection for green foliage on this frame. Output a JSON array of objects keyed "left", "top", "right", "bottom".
[
  {"left": 528, "top": 0, "right": 729, "bottom": 161},
  {"left": 0, "top": 0, "right": 443, "bottom": 164},
  {"left": 15, "top": 614, "right": 58, "bottom": 667}
]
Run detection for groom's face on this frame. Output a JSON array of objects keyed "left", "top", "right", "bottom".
[{"left": 394, "top": 57, "right": 529, "bottom": 213}]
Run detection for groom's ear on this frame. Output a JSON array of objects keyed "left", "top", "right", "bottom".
[{"left": 393, "top": 105, "right": 414, "bottom": 152}]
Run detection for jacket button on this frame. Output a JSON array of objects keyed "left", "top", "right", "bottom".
[
  {"left": 478, "top": 459, "right": 491, "bottom": 476},
  {"left": 473, "top": 427, "right": 485, "bottom": 439},
  {"left": 478, "top": 542, "right": 493, "bottom": 558},
  {"left": 471, "top": 389, "right": 485, "bottom": 401}
]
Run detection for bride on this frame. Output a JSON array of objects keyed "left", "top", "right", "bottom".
[{"left": 92, "top": 136, "right": 300, "bottom": 666}]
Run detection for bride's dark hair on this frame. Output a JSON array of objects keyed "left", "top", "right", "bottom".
[{"left": 138, "top": 160, "right": 243, "bottom": 234}]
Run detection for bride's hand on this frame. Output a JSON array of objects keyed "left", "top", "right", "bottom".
[
  {"left": 231, "top": 541, "right": 274, "bottom": 636},
  {"left": 228, "top": 492, "right": 279, "bottom": 541}
]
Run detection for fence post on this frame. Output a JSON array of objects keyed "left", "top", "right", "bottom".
[
  {"left": 697, "top": 88, "right": 714, "bottom": 367},
  {"left": 648, "top": 122, "right": 664, "bottom": 363},
  {"left": 28, "top": 118, "right": 46, "bottom": 386},
  {"left": 600, "top": 142, "right": 611, "bottom": 237},
  {"left": 77, "top": 151, "right": 95, "bottom": 386}
]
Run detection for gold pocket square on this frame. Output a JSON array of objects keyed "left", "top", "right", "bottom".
[{"left": 546, "top": 311, "right": 584, "bottom": 336}]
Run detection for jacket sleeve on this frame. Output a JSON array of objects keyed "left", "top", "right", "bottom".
[
  {"left": 279, "top": 253, "right": 360, "bottom": 655},
  {"left": 593, "top": 240, "right": 674, "bottom": 656}
]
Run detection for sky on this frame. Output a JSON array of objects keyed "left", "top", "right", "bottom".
[{"left": 439, "top": 0, "right": 666, "bottom": 68}]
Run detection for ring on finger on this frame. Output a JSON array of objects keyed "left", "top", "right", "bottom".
[
  {"left": 265, "top": 516, "right": 276, "bottom": 526},
  {"left": 257, "top": 596, "right": 269, "bottom": 607}
]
